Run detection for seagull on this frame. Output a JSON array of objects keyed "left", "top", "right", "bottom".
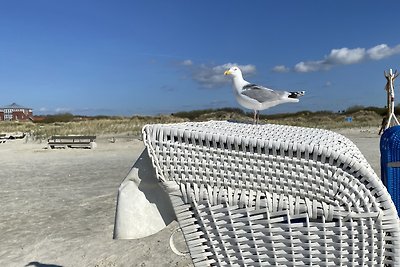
[{"left": 224, "top": 66, "right": 305, "bottom": 124}]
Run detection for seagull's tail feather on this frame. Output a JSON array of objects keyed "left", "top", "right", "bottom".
[{"left": 288, "top": 91, "right": 305, "bottom": 99}]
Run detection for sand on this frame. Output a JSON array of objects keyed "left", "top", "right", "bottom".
[{"left": 0, "top": 127, "right": 382, "bottom": 267}]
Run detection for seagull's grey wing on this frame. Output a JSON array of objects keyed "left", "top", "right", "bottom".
[{"left": 241, "top": 84, "right": 286, "bottom": 103}]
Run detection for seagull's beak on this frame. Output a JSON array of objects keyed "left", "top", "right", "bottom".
[{"left": 224, "top": 70, "right": 231, "bottom": 75}]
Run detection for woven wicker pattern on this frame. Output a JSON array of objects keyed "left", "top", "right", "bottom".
[{"left": 143, "top": 121, "right": 400, "bottom": 266}]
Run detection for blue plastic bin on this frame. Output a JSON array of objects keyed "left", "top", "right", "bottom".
[{"left": 380, "top": 125, "right": 400, "bottom": 212}]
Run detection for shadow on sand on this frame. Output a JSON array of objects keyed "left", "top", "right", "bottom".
[{"left": 25, "top": 262, "right": 63, "bottom": 267}]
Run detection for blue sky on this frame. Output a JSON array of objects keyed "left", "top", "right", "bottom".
[{"left": 2, "top": 1, "right": 400, "bottom": 116}]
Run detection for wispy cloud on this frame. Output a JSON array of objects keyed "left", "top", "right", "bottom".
[
  {"left": 36, "top": 107, "right": 72, "bottom": 115},
  {"left": 272, "top": 65, "right": 290, "bottom": 73},
  {"left": 274, "top": 43, "right": 400, "bottom": 73},
  {"left": 36, "top": 107, "right": 119, "bottom": 116},
  {"left": 367, "top": 44, "right": 400, "bottom": 60},
  {"left": 181, "top": 59, "right": 193, "bottom": 66},
  {"left": 55, "top": 107, "right": 71, "bottom": 113},
  {"left": 179, "top": 61, "right": 256, "bottom": 88}
]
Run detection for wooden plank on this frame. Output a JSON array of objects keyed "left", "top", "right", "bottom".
[
  {"left": 47, "top": 135, "right": 96, "bottom": 149},
  {"left": 48, "top": 141, "right": 92, "bottom": 145},
  {"left": 48, "top": 143, "right": 95, "bottom": 149},
  {"left": 49, "top": 135, "right": 96, "bottom": 139},
  {"left": 48, "top": 135, "right": 96, "bottom": 143}
]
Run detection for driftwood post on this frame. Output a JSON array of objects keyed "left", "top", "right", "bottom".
[{"left": 380, "top": 69, "right": 400, "bottom": 134}]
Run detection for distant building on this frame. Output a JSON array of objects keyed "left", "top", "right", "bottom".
[{"left": 0, "top": 103, "right": 33, "bottom": 121}]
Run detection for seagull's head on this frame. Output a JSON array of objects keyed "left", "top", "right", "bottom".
[{"left": 224, "top": 66, "right": 242, "bottom": 78}]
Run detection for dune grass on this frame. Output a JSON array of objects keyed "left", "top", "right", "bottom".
[
  {"left": 175, "top": 108, "right": 383, "bottom": 129},
  {"left": 0, "top": 107, "right": 385, "bottom": 139},
  {"left": 263, "top": 110, "right": 382, "bottom": 129},
  {"left": 0, "top": 115, "right": 186, "bottom": 140}
]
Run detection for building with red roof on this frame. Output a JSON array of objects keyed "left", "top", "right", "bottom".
[{"left": 0, "top": 103, "right": 33, "bottom": 121}]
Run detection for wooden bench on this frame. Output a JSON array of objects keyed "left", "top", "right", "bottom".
[{"left": 47, "top": 135, "right": 96, "bottom": 149}]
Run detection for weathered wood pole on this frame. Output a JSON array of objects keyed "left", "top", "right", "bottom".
[{"left": 384, "top": 69, "right": 400, "bottom": 131}]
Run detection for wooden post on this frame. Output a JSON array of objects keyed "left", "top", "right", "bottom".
[{"left": 381, "top": 69, "right": 400, "bottom": 134}]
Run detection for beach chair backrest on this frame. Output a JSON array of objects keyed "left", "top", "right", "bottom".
[{"left": 143, "top": 121, "right": 400, "bottom": 266}]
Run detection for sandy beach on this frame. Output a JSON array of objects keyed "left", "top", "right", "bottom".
[{"left": 0, "top": 127, "right": 382, "bottom": 267}]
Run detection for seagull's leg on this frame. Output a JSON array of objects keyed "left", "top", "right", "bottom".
[
  {"left": 257, "top": 110, "right": 260, "bottom": 124},
  {"left": 253, "top": 110, "right": 257, "bottom": 124}
]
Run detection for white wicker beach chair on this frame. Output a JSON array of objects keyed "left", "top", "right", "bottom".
[{"left": 114, "top": 121, "right": 400, "bottom": 266}]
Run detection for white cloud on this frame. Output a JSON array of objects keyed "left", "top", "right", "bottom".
[
  {"left": 182, "top": 62, "right": 256, "bottom": 88},
  {"left": 55, "top": 107, "right": 71, "bottom": 113},
  {"left": 272, "top": 65, "right": 290, "bottom": 73},
  {"left": 294, "top": 60, "right": 327, "bottom": 73},
  {"left": 285, "top": 43, "right": 400, "bottom": 73},
  {"left": 367, "top": 44, "right": 400, "bottom": 60},
  {"left": 294, "top": 47, "right": 366, "bottom": 72},
  {"left": 326, "top": 47, "right": 365, "bottom": 65},
  {"left": 181, "top": 59, "right": 193, "bottom": 66}
]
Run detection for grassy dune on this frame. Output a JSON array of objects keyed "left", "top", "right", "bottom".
[
  {"left": 0, "top": 115, "right": 186, "bottom": 139},
  {"left": 0, "top": 107, "right": 385, "bottom": 139},
  {"left": 172, "top": 108, "right": 383, "bottom": 129}
]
